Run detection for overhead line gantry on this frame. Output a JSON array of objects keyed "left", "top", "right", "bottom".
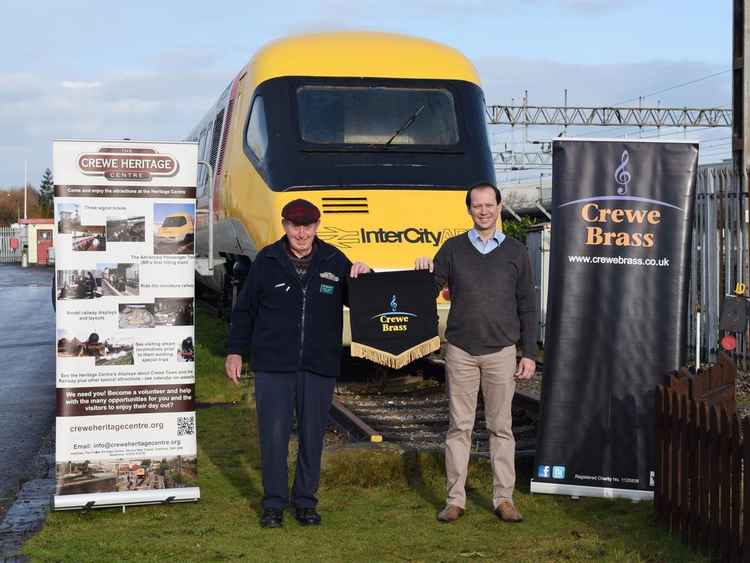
[{"left": 486, "top": 105, "right": 732, "bottom": 128}]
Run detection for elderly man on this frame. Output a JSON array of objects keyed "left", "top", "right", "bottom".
[
  {"left": 416, "top": 183, "right": 537, "bottom": 524},
  {"left": 226, "top": 198, "right": 370, "bottom": 529}
]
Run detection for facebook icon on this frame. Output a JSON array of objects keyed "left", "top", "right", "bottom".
[{"left": 538, "top": 465, "right": 551, "bottom": 478}]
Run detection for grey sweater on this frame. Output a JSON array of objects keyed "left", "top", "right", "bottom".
[{"left": 433, "top": 233, "right": 537, "bottom": 358}]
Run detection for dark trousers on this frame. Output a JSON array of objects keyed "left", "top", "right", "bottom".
[{"left": 254, "top": 370, "right": 336, "bottom": 510}]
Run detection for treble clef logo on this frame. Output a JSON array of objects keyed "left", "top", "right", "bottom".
[
  {"left": 390, "top": 294, "right": 398, "bottom": 312},
  {"left": 614, "top": 150, "right": 631, "bottom": 195}
]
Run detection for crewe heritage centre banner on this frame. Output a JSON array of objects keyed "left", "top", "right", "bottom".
[
  {"left": 531, "top": 139, "right": 697, "bottom": 500},
  {"left": 52, "top": 140, "right": 200, "bottom": 510},
  {"left": 349, "top": 270, "right": 440, "bottom": 369}
]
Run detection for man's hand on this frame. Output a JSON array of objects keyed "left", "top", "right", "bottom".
[
  {"left": 414, "top": 257, "right": 433, "bottom": 272},
  {"left": 225, "top": 354, "right": 243, "bottom": 386},
  {"left": 514, "top": 357, "right": 536, "bottom": 380},
  {"left": 350, "top": 262, "right": 372, "bottom": 278}
]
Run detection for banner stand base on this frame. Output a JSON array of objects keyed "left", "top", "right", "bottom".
[
  {"left": 530, "top": 480, "right": 653, "bottom": 502},
  {"left": 53, "top": 487, "right": 201, "bottom": 511}
]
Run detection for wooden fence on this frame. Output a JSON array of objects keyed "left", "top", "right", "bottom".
[{"left": 655, "top": 353, "right": 744, "bottom": 561}]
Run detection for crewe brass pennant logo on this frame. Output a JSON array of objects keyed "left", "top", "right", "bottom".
[{"left": 370, "top": 294, "right": 418, "bottom": 333}]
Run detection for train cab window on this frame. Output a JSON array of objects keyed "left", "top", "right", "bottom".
[
  {"left": 245, "top": 96, "right": 268, "bottom": 160},
  {"left": 297, "top": 86, "right": 459, "bottom": 147}
]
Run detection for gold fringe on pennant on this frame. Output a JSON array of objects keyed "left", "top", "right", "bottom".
[{"left": 350, "top": 336, "right": 441, "bottom": 369}]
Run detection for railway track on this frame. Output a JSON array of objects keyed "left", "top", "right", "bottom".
[
  {"left": 197, "top": 296, "right": 540, "bottom": 456},
  {"left": 334, "top": 377, "right": 540, "bottom": 458}
]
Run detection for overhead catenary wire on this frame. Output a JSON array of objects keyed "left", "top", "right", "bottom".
[{"left": 491, "top": 69, "right": 733, "bottom": 183}]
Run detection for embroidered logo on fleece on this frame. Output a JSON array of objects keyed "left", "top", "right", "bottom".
[{"left": 320, "top": 272, "right": 339, "bottom": 282}]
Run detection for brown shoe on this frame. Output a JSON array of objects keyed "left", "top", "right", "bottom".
[
  {"left": 495, "top": 500, "right": 523, "bottom": 523},
  {"left": 437, "top": 504, "right": 464, "bottom": 523}
]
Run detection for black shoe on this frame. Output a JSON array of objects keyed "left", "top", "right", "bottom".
[
  {"left": 294, "top": 506, "right": 321, "bottom": 526},
  {"left": 260, "top": 507, "right": 283, "bottom": 528}
]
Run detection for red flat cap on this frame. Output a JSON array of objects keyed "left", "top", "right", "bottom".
[{"left": 281, "top": 199, "right": 320, "bottom": 225}]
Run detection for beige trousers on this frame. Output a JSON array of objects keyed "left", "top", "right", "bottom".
[{"left": 444, "top": 342, "right": 517, "bottom": 509}]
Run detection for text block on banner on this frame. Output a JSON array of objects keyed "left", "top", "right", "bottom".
[
  {"left": 52, "top": 140, "right": 200, "bottom": 510},
  {"left": 531, "top": 139, "right": 697, "bottom": 501}
]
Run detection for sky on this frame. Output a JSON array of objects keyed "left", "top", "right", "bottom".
[{"left": 0, "top": 0, "right": 733, "bottom": 189}]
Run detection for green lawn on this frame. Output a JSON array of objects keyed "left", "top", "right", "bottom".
[{"left": 21, "top": 306, "right": 706, "bottom": 562}]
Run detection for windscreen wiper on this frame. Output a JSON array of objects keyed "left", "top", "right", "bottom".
[{"left": 383, "top": 104, "right": 425, "bottom": 146}]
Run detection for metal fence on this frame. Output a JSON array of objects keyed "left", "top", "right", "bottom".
[
  {"left": 689, "top": 163, "right": 749, "bottom": 369},
  {"left": 0, "top": 227, "right": 24, "bottom": 263}
]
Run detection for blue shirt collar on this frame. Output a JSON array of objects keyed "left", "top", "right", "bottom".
[{"left": 469, "top": 228, "right": 505, "bottom": 245}]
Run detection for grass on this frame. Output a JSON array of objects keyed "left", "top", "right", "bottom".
[
  {"left": 194, "top": 307, "right": 246, "bottom": 405},
  {"left": 21, "top": 305, "right": 707, "bottom": 562}
]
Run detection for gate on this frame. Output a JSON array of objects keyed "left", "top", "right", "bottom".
[{"left": 0, "top": 227, "right": 24, "bottom": 263}]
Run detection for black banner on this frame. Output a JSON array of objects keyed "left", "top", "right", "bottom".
[
  {"left": 349, "top": 270, "right": 439, "bottom": 369},
  {"left": 532, "top": 139, "right": 697, "bottom": 498}
]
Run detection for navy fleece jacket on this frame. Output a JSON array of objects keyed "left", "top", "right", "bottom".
[{"left": 226, "top": 237, "right": 352, "bottom": 378}]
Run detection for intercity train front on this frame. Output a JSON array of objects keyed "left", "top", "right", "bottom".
[{"left": 188, "top": 32, "right": 496, "bottom": 340}]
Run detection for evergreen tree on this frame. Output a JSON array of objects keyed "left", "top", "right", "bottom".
[{"left": 39, "top": 168, "right": 54, "bottom": 218}]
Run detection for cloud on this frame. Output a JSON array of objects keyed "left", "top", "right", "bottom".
[
  {"left": 61, "top": 81, "right": 103, "bottom": 90},
  {"left": 0, "top": 73, "right": 46, "bottom": 103},
  {"left": 0, "top": 50, "right": 234, "bottom": 185},
  {"left": 475, "top": 56, "right": 730, "bottom": 108},
  {"left": 0, "top": 48, "right": 732, "bottom": 187}
]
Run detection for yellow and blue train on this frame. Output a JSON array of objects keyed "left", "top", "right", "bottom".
[{"left": 187, "top": 32, "right": 495, "bottom": 339}]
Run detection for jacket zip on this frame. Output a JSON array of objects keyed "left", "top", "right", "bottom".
[
  {"left": 298, "top": 281, "right": 308, "bottom": 366},
  {"left": 276, "top": 243, "right": 331, "bottom": 369}
]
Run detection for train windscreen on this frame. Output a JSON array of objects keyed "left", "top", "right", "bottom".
[
  {"left": 162, "top": 216, "right": 186, "bottom": 227},
  {"left": 242, "top": 77, "right": 496, "bottom": 191},
  {"left": 296, "top": 86, "right": 459, "bottom": 147}
]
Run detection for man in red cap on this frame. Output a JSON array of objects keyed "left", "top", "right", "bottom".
[{"left": 225, "top": 198, "right": 370, "bottom": 528}]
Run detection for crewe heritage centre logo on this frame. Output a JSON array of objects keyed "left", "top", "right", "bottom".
[
  {"left": 557, "top": 147, "right": 684, "bottom": 249},
  {"left": 78, "top": 147, "right": 179, "bottom": 181},
  {"left": 370, "top": 294, "right": 417, "bottom": 333}
]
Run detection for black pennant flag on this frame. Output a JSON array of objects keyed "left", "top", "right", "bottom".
[{"left": 348, "top": 270, "right": 440, "bottom": 369}]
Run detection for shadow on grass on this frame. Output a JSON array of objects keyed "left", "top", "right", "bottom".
[
  {"left": 401, "top": 450, "right": 444, "bottom": 510},
  {"left": 197, "top": 404, "right": 265, "bottom": 515},
  {"left": 321, "top": 447, "right": 446, "bottom": 509},
  {"left": 195, "top": 306, "right": 230, "bottom": 359},
  {"left": 514, "top": 458, "right": 707, "bottom": 562}
]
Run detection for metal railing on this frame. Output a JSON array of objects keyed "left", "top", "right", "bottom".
[
  {"left": 689, "top": 163, "right": 749, "bottom": 369},
  {"left": 0, "top": 227, "right": 24, "bottom": 263}
]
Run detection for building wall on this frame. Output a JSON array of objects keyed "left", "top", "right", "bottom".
[{"left": 27, "top": 224, "right": 54, "bottom": 264}]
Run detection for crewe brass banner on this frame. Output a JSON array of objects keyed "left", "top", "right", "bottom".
[
  {"left": 349, "top": 270, "right": 440, "bottom": 369},
  {"left": 52, "top": 140, "right": 200, "bottom": 510},
  {"left": 531, "top": 139, "right": 697, "bottom": 500}
]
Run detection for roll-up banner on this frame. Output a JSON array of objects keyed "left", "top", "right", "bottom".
[
  {"left": 52, "top": 140, "right": 200, "bottom": 510},
  {"left": 531, "top": 139, "right": 697, "bottom": 501}
]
